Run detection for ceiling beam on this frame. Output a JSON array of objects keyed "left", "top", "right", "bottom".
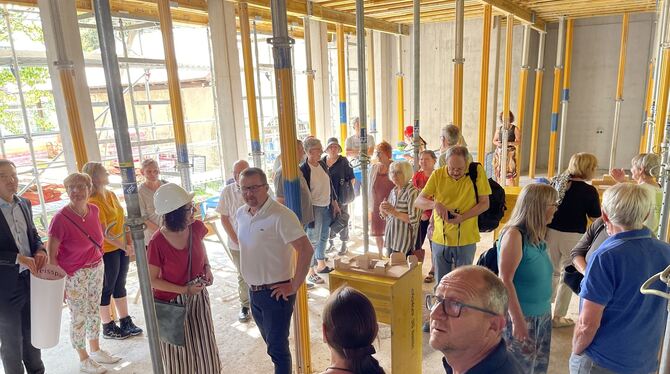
[{"left": 478, "top": 0, "right": 546, "bottom": 31}]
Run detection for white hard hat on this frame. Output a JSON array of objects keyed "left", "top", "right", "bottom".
[{"left": 153, "top": 183, "right": 195, "bottom": 215}]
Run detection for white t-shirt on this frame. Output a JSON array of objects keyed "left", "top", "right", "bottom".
[
  {"left": 345, "top": 134, "right": 375, "bottom": 154},
  {"left": 309, "top": 163, "right": 331, "bottom": 207},
  {"left": 216, "top": 183, "right": 245, "bottom": 250},
  {"left": 236, "top": 198, "right": 306, "bottom": 286}
]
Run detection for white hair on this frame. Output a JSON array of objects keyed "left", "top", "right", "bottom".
[
  {"left": 602, "top": 183, "right": 653, "bottom": 230},
  {"left": 389, "top": 161, "right": 414, "bottom": 186},
  {"left": 302, "top": 137, "right": 322, "bottom": 153}
]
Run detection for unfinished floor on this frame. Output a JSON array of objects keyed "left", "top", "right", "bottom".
[{"left": 13, "top": 222, "right": 579, "bottom": 374}]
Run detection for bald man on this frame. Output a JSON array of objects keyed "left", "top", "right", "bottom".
[
  {"left": 217, "top": 160, "right": 251, "bottom": 322},
  {"left": 428, "top": 265, "right": 521, "bottom": 374}
]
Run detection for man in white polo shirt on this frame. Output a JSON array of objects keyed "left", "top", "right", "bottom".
[
  {"left": 236, "top": 167, "right": 313, "bottom": 374},
  {"left": 216, "top": 159, "right": 251, "bottom": 323}
]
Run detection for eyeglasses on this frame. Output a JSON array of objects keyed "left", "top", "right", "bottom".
[
  {"left": 425, "top": 294, "right": 500, "bottom": 318},
  {"left": 240, "top": 184, "right": 267, "bottom": 193}
]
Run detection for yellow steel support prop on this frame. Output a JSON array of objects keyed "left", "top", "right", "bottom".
[
  {"left": 397, "top": 74, "right": 404, "bottom": 142},
  {"left": 609, "top": 14, "right": 628, "bottom": 170},
  {"left": 329, "top": 265, "right": 422, "bottom": 373},
  {"left": 499, "top": 14, "right": 513, "bottom": 186},
  {"left": 337, "top": 24, "right": 347, "bottom": 148},
  {"left": 513, "top": 25, "right": 530, "bottom": 186},
  {"left": 367, "top": 30, "right": 377, "bottom": 134},
  {"left": 157, "top": 0, "right": 191, "bottom": 189},
  {"left": 304, "top": 15, "right": 316, "bottom": 135},
  {"left": 655, "top": 48, "right": 670, "bottom": 153},
  {"left": 453, "top": 0, "right": 464, "bottom": 129},
  {"left": 557, "top": 19, "right": 574, "bottom": 173},
  {"left": 477, "top": 4, "right": 492, "bottom": 163},
  {"left": 547, "top": 18, "right": 566, "bottom": 179},
  {"left": 239, "top": 2, "right": 263, "bottom": 165},
  {"left": 454, "top": 63, "right": 464, "bottom": 129},
  {"left": 641, "top": 62, "right": 654, "bottom": 153},
  {"left": 59, "top": 69, "right": 88, "bottom": 170},
  {"left": 528, "top": 32, "right": 545, "bottom": 179}
]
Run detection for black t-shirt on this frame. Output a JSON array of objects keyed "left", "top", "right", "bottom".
[
  {"left": 443, "top": 340, "right": 522, "bottom": 374},
  {"left": 321, "top": 155, "right": 355, "bottom": 200},
  {"left": 548, "top": 180, "right": 601, "bottom": 234}
]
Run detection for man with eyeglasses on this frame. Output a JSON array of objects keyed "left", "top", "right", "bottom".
[
  {"left": 0, "top": 159, "right": 46, "bottom": 374},
  {"left": 235, "top": 167, "right": 314, "bottom": 374},
  {"left": 427, "top": 265, "right": 521, "bottom": 374},
  {"left": 216, "top": 159, "right": 252, "bottom": 323}
]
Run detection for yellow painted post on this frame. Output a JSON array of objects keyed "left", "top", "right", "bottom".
[
  {"left": 337, "top": 24, "right": 347, "bottom": 148},
  {"left": 641, "top": 62, "right": 654, "bottom": 153},
  {"left": 609, "top": 14, "right": 629, "bottom": 170},
  {"left": 239, "top": 3, "right": 263, "bottom": 167},
  {"left": 60, "top": 70, "right": 87, "bottom": 170},
  {"left": 528, "top": 32, "right": 546, "bottom": 179},
  {"left": 477, "top": 4, "right": 492, "bottom": 163},
  {"left": 367, "top": 30, "right": 377, "bottom": 134},
  {"left": 547, "top": 18, "right": 566, "bottom": 179},
  {"left": 499, "top": 14, "right": 513, "bottom": 187},
  {"left": 655, "top": 48, "right": 670, "bottom": 153},
  {"left": 557, "top": 19, "right": 574, "bottom": 173},
  {"left": 397, "top": 35, "right": 404, "bottom": 142},
  {"left": 157, "top": 0, "right": 191, "bottom": 190},
  {"left": 514, "top": 24, "right": 531, "bottom": 186},
  {"left": 453, "top": 0, "right": 464, "bottom": 129},
  {"left": 268, "top": 0, "right": 311, "bottom": 372}
]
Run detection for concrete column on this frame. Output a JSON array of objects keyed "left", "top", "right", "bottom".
[
  {"left": 309, "top": 19, "right": 331, "bottom": 140},
  {"left": 209, "top": 0, "right": 246, "bottom": 175},
  {"left": 377, "top": 32, "right": 394, "bottom": 142},
  {"left": 38, "top": 0, "right": 100, "bottom": 172}
]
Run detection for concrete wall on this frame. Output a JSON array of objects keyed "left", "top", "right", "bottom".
[{"left": 403, "top": 13, "right": 654, "bottom": 173}]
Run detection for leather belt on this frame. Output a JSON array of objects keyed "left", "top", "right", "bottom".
[{"left": 249, "top": 280, "right": 290, "bottom": 292}]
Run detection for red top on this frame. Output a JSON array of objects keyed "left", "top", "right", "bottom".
[
  {"left": 48, "top": 204, "right": 104, "bottom": 276},
  {"left": 148, "top": 220, "right": 208, "bottom": 301},
  {"left": 413, "top": 170, "right": 432, "bottom": 217}
]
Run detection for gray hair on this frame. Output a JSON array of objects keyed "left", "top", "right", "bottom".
[
  {"left": 632, "top": 153, "right": 660, "bottom": 178},
  {"left": 239, "top": 167, "right": 268, "bottom": 185},
  {"left": 444, "top": 145, "right": 469, "bottom": 162},
  {"left": 389, "top": 161, "right": 414, "bottom": 186},
  {"left": 0, "top": 159, "right": 16, "bottom": 169},
  {"left": 441, "top": 125, "right": 461, "bottom": 147},
  {"left": 451, "top": 265, "right": 508, "bottom": 315},
  {"left": 602, "top": 183, "right": 653, "bottom": 230},
  {"left": 302, "top": 137, "right": 322, "bottom": 153}
]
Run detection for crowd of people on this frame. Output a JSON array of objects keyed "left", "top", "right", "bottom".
[{"left": 2, "top": 113, "right": 670, "bottom": 374}]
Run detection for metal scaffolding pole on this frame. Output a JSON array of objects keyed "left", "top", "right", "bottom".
[
  {"left": 4, "top": 9, "right": 48, "bottom": 226},
  {"left": 44, "top": 1, "right": 88, "bottom": 170},
  {"left": 355, "top": 0, "right": 370, "bottom": 255},
  {"left": 267, "top": 0, "right": 311, "bottom": 371},
  {"left": 610, "top": 14, "right": 630, "bottom": 170},
  {"left": 412, "top": 0, "right": 420, "bottom": 171},
  {"left": 239, "top": 3, "right": 263, "bottom": 167},
  {"left": 90, "top": 1, "right": 163, "bottom": 373},
  {"left": 557, "top": 18, "right": 574, "bottom": 173},
  {"left": 119, "top": 19, "right": 143, "bottom": 161},
  {"left": 547, "top": 17, "right": 566, "bottom": 179},
  {"left": 652, "top": 0, "right": 670, "bottom": 153},
  {"left": 397, "top": 35, "right": 405, "bottom": 142},
  {"left": 337, "top": 24, "right": 347, "bottom": 148},
  {"left": 477, "top": 4, "right": 492, "bottom": 163},
  {"left": 303, "top": 4, "right": 316, "bottom": 136},
  {"left": 657, "top": 0, "right": 670, "bottom": 242},
  {"left": 491, "top": 16, "right": 502, "bottom": 155},
  {"left": 499, "top": 14, "right": 513, "bottom": 187},
  {"left": 252, "top": 19, "right": 267, "bottom": 144},
  {"left": 453, "top": 0, "right": 464, "bottom": 129},
  {"left": 157, "top": 0, "right": 191, "bottom": 191},
  {"left": 367, "top": 30, "right": 377, "bottom": 134},
  {"left": 514, "top": 24, "right": 531, "bottom": 186},
  {"left": 528, "top": 32, "right": 546, "bottom": 179}
]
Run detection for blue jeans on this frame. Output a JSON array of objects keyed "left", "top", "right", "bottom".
[
  {"left": 431, "top": 242, "right": 476, "bottom": 286},
  {"left": 569, "top": 353, "right": 618, "bottom": 374},
  {"left": 249, "top": 289, "right": 296, "bottom": 374},
  {"left": 307, "top": 205, "right": 332, "bottom": 266}
]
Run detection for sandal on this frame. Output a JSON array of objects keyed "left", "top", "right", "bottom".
[
  {"left": 552, "top": 316, "right": 575, "bottom": 328},
  {"left": 308, "top": 274, "right": 325, "bottom": 284},
  {"left": 424, "top": 271, "right": 435, "bottom": 283}
]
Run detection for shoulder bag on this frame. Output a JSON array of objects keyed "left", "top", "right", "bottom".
[{"left": 153, "top": 227, "right": 192, "bottom": 346}]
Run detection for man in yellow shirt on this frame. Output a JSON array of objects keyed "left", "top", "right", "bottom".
[{"left": 416, "top": 146, "right": 491, "bottom": 285}]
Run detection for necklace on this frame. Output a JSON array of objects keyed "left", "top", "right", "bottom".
[{"left": 68, "top": 204, "right": 88, "bottom": 222}]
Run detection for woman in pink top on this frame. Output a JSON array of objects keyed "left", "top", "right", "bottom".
[
  {"left": 147, "top": 183, "right": 220, "bottom": 373},
  {"left": 47, "top": 173, "right": 121, "bottom": 374}
]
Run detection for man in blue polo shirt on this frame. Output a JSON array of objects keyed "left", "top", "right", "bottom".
[
  {"left": 428, "top": 265, "right": 521, "bottom": 373},
  {"left": 571, "top": 183, "right": 670, "bottom": 374}
]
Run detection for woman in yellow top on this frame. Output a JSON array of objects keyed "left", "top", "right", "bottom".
[{"left": 82, "top": 162, "right": 143, "bottom": 340}]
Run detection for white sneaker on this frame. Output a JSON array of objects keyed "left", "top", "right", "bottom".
[
  {"left": 90, "top": 349, "right": 121, "bottom": 364},
  {"left": 80, "top": 358, "right": 107, "bottom": 374}
]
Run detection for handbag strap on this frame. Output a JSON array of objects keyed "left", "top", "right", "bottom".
[
  {"left": 61, "top": 209, "right": 103, "bottom": 250},
  {"left": 186, "top": 225, "right": 193, "bottom": 285}
]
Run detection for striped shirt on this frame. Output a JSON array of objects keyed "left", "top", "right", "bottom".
[{"left": 384, "top": 183, "right": 421, "bottom": 254}]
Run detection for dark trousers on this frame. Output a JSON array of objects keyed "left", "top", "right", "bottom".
[
  {"left": 0, "top": 271, "right": 45, "bottom": 374},
  {"left": 101, "top": 249, "right": 129, "bottom": 306},
  {"left": 415, "top": 219, "right": 431, "bottom": 251},
  {"left": 249, "top": 289, "right": 295, "bottom": 374}
]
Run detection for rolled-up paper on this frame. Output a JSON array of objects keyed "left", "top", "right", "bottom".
[{"left": 31, "top": 264, "right": 66, "bottom": 349}]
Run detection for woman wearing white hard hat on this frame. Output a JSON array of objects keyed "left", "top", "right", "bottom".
[{"left": 147, "top": 183, "right": 221, "bottom": 373}]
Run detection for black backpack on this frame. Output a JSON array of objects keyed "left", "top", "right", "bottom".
[{"left": 467, "top": 162, "right": 506, "bottom": 232}]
